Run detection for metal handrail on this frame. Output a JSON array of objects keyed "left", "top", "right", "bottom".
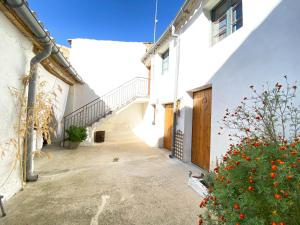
[
  {"left": 64, "top": 76, "right": 147, "bottom": 118},
  {"left": 63, "top": 77, "right": 148, "bottom": 145}
]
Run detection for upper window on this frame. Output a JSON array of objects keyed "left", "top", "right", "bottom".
[
  {"left": 161, "top": 49, "right": 169, "bottom": 74},
  {"left": 212, "top": 0, "right": 243, "bottom": 45}
]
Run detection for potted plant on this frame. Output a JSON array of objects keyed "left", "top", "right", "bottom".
[{"left": 66, "top": 125, "right": 87, "bottom": 149}]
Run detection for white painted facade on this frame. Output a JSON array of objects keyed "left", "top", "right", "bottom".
[
  {"left": 142, "top": 0, "right": 300, "bottom": 169},
  {"left": 0, "top": 11, "right": 70, "bottom": 200},
  {"left": 67, "top": 39, "right": 149, "bottom": 112}
]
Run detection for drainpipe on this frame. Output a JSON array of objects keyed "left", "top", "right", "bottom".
[
  {"left": 26, "top": 43, "right": 53, "bottom": 182},
  {"left": 4, "top": 0, "right": 55, "bottom": 181},
  {"left": 169, "top": 25, "right": 180, "bottom": 158}
]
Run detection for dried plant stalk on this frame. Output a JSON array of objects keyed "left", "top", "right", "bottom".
[{"left": 0, "top": 73, "right": 59, "bottom": 189}]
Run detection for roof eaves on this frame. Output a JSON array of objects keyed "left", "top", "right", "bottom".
[
  {"left": 141, "top": 0, "right": 195, "bottom": 63},
  {"left": 1, "top": 0, "right": 83, "bottom": 84}
]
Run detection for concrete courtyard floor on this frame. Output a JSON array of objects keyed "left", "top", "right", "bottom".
[{"left": 2, "top": 136, "right": 204, "bottom": 225}]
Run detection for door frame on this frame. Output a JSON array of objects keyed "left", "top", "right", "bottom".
[
  {"left": 191, "top": 85, "right": 212, "bottom": 170},
  {"left": 163, "top": 103, "right": 174, "bottom": 150}
]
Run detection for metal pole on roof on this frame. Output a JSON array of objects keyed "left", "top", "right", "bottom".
[{"left": 153, "top": 0, "right": 159, "bottom": 43}]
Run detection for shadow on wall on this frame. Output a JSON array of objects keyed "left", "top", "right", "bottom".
[
  {"left": 208, "top": 0, "right": 300, "bottom": 164},
  {"left": 65, "top": 82, "right": 99, "bottom": 116}
]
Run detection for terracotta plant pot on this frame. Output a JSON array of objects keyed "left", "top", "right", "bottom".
[{"left": 69, "top": 141, "right": 80, "bottom": 149}]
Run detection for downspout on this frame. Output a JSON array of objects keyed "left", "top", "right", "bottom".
[
  {"left": 170, "top": 25, "right": 181, "bottom": 158},
  {"left": 26, "top": 43, "right": 53, "bottom": 182},
  {"left": 5, "top": 0, "right": 54, "bottom": 181}
]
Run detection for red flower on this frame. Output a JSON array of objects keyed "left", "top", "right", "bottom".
[
  {"left": 198, "top": 218, "right": 204, "bottom": 225},
  {"left": 233, "top": 203, "right": 240, "bottom": 210},
  {"left": 236, "top": 161, "right": 240, "bottom": 165},
  {"left": 226, "top": 165, "right": 235, "bottom": 170},
  {"left": 248, "top": 186, "right": 254, "bottom": 191},
  {"left": 219, "top": 215, "right": 225, "bottom": 221},
  {"left": 274, "top": 194, "right": 282, "bottom": 200},
  {"left": 272, "top": 165, "right": 278, "bottom": 171},
  {"left": 290, "top": 163, "right": 297, "bottom": 168},
  {"left": 253, "top": 142, "right": 260, "bottom": 147},
  {"left": 291, "top": 150, "right": 297, "bottom": 155},
  {"left": 239, "top": 213, "right": 246, "bottom": 219},
  {"left": 270, "top": 173, "right": 277, "bottom": 178},
  {"left": 279, "top": 222, "right": 285, "bottom": 225},
  {"left": 249, "top": 179, "right": 254, "bottom": 184},
  {"left": 214, "top": 167, "right": 219, "bottom": 173},
  {"left": 279, "top": 146, "right": 287, "bottom": 151},
  {"left": 233, "top": 149, "right": 240, "bottom": 155},
  {"left": 272, "top": 222, "right": 277, "bottom": 225},
  {"left": 246, "top": 157, "right": 251, "bottom": 161}
]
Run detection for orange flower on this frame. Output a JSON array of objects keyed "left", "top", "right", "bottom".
[
  {"left": 290, "top": 150, "right": 297, "bottom": 155},
  {"left": 239, "top": 213, "right": 246, "bottom": 219},
  {"left": 279, "top": 146, "right": 287, "bottom": 151},
  {"left": 233, "top": 203, "right": 240, "bottom": 210},
  {"left": 272, "top": 165, "right": 278, "bottom": 171},
  {"left": 270, "top": 173, "right": 276, "bottom": 178},
  {"left": 290, "top": 163, "right": 297, "bottom": 168},
  {"left": 274, "top": 194, "right": 282, "bottom": 200},
  {"left": 290, "top": 142, "right": 297, "bottom": 147}
]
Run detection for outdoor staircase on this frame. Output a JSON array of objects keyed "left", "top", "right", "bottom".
[{"left": 63, "top": 77, "right": 149, "bottom": 145}]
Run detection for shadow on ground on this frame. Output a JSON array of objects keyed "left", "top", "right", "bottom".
[{"left": 2, "top": 137, "right": 204, "bottom": 225}]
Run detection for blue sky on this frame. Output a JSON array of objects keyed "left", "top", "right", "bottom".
[{"left": 29, "top": 0, "right": 185, "bottom": 46}]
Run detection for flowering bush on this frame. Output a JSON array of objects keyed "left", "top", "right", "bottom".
[{"left": 200, "top": 78, "right": 300, "bottom": 225}]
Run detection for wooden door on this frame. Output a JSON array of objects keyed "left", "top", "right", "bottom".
[
  {"left": 164, "top": 104, "right": 174, "bottom": 150},
  {"left": 192, "top": 88, "right": 212, "bottom": 170}
]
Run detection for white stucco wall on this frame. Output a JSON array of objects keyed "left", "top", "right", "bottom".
[
  {"left": 38, "top": 66, "right": 70, "bottom": 142},
  {"left": 144, "top": 0, "right": 300, "bottom": 169},
  {"left": 0, "top": 11, "right": 70, "bottom": 200},
  {"left": 91, "top": 102, "right": 147, "bottom": 143},
  {"left": 68, "top": 39, "right": 149, "bottom": 112}
]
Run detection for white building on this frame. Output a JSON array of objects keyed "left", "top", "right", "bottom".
[
  {"left": 0, "top": 1, "right": 82, "bottom": 200},
  {"left": 141, "top": 0, "right": 300, "bottom": 170},
  {"left": 65, "top": 39, "right": 150, "bottom": 114}
]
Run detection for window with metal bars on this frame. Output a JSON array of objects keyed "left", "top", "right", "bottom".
[{"left": 212, "top": 0, "right": 243, "bottom": 45}]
